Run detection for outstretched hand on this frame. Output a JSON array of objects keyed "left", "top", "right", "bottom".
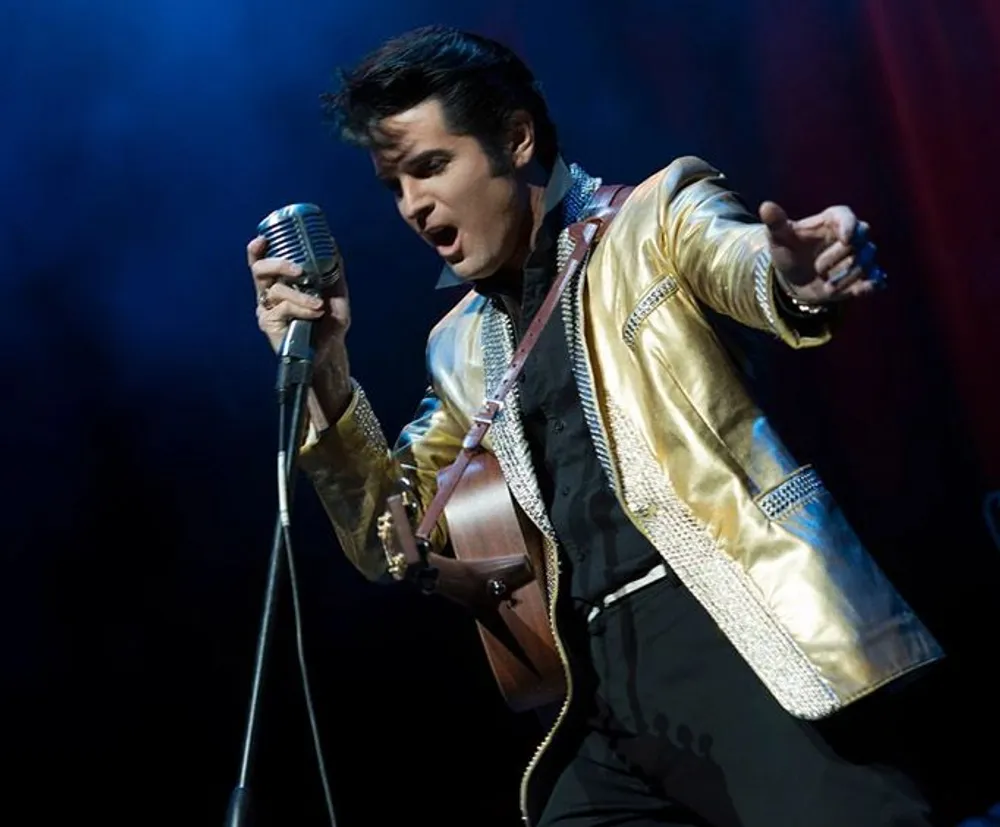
[{"left": 759, "top": 200, "right": 885, "bottom": 305}]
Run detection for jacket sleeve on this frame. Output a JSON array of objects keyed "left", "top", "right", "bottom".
[
  {"left": 297, "top": 379, "right": 465, "bottom": 581},
  {"left": 658, "top": 155, "right": 835, "bottom": 349}
]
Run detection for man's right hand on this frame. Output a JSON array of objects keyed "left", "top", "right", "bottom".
[{"left": 248, "top": 235, "right": 354, "bottom": 423}]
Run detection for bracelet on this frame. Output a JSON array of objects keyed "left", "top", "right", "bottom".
[{"left": 774, "top": 272, "right": 827, "bottom": 316}]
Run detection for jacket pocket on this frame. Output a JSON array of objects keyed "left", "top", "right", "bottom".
[
  {"left": 754, "top": 465, "right": 826, "bottom": 522},
  {"left": 622, "top": 275, "right": 680, "bottom": 350}
]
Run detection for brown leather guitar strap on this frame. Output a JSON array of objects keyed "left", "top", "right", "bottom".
[{"left": 390, "top": 184, "right": 634, "bottom": 579}]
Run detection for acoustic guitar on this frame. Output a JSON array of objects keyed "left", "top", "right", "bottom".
[
  {"left": 439, "top": 452, "right": 565, "bottom": 711},
  {"left": 382, "top": 452, "right": 566, "bottom": 712}
]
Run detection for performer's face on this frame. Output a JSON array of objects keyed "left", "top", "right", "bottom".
[{"left": 371, "top": 97, "right": 536, "bottom": 282}]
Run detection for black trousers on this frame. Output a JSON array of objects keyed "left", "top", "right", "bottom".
[{"left": 538, "top": 575, "right": 938, "bottom": 827}]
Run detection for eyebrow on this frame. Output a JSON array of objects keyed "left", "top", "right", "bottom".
[{"left": 377, "top": 148, "right": 452, "bottom": 180}]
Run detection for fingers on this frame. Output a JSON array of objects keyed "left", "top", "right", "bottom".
[
  {"left": 761, "top": 200, "right": 864, "bottom": 252},
  {"left": 251, "top": 256, "right": 302, "bottom": 282},
  {"left": 827, "top": 263, "right": 866, "bottom": 293},
  {"left": 248, "top": 235, "right": 306, "bottom": 300},
  {"left": 759, "top": 201, "right": 798, "bottom": 247},
  {"left": 267, "top": 280, "right": 322, "bottom": 306},
  {"left": 827, "top": 221, "right": 883, "bottom": 295},
  {"left": 256, "top": 287, "right": 325, "bottom": 336},
  {"left": 257, "top": 298, "right": 324, "bottom": 324},
  {"left": 842, "top": 275, "right": 877, "bottom": 298},
  {"left": 248, "top": 236, "right": 349, "bottom": 300},
  {"left": 815, "top": 240, "right": 853, "bottom": 276},
  {"left": 251, "top": 256, "right": 303, "bottom": 296},
  {"left": 258, "top": 281, "right": 323, "bottom": 314},
  {"left": 823, "top": 252, "right": 886, "bottom": 302},
  {"left": 246, "top": 236, "right": 268, "bottom": 267},
  {"left": 822, "top": 205, "right": 858, "bottom": 245},
  {"left": 785, "top": 206, "right": 862, "bottom": 247},
  {"left": 249, "top": 235, "right": 353, "bottom": 355},
  {"left": 766, "top": 198, "right": 887, "bottom": 300}
]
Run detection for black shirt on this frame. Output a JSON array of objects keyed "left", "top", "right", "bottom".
[{"left": 478, "top": 209, "right": 663, "bottom": 614}]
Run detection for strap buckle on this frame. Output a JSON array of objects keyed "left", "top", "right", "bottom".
[{"left": 462, "top": 398, "right": 504, "bottom": 451}]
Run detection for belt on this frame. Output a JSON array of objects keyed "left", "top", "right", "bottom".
[{"left": 585, "top": 562, "right": 671, "bottom": 623}]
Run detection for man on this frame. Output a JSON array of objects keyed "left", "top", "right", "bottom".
[{"left": 249, "top": 25, "right": 943, "bottom": 827}]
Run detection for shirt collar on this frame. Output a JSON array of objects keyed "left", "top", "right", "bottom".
[{"left": 434, "top": 155, "right": 579, "bottom": 290}]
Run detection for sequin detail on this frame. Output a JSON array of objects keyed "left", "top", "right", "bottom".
[
  {"left": 562, "top": 243, "right": 617, "bottom": 490},
  {"left": 350, "top": 383, "right": 390, "bottom": 454},
  {"left": 561, "top": 163, "right": 602, "bottom": 225},
  {"left": 622, "top": 277, "right": 680, "bottom": 350},
  {"left": 752, "top": 248, "right": 780, "bottom": 334},
  {"left": 757, "top": 466, "right": 825, "bottom": 521},
  {"left": 602, "top": 399, "right": 841, "bottom": 719},
  {"left": 481, "top": 302, "right": 557, "bottom": 546}
]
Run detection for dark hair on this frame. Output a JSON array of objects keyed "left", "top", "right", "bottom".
[{"left": 321, "top": 25, "right": 559, "bottom": 174}]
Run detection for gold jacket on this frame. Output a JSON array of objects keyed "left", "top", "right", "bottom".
[{"left": 299, "top": 156, "right": 942, "bottom": 825}]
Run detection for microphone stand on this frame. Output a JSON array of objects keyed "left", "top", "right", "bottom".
[{"left": 225, "top": 320, "right": 315, "bottom": 827}]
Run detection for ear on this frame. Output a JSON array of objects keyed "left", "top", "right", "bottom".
[{"left": 508, "top": 110, "right": 536, "bottom": 171}]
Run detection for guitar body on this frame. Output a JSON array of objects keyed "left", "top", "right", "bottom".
[{"left": 439, "top": 452, "right": 566, "bottom": 712}]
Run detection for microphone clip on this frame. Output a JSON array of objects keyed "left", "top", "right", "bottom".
[{"left": 276, "top": 319, "right": 315, "bottom": 402}]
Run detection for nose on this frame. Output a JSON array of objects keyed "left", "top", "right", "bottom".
[{"left": 398, "top": 178, "right": 433, "bottom": 228}]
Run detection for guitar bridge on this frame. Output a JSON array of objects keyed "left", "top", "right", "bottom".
[{"left": 487, "top": 577, "right": 522, "bottom": 610}]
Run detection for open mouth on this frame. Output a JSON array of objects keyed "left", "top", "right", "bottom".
[{"left": 427, "top": 225, "right": 458, "bottom": 253}]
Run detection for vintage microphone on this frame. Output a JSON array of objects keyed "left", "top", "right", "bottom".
[{"left": 225, "top": 204, "right": 342, "bottom": 827}]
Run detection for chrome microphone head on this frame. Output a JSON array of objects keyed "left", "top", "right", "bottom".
[{"left": 256, "top": 203, "right": 342, "bottom": 292}]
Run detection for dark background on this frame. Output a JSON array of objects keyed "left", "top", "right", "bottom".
[{"left": 3, "top": 0, "right": 999, "bottom": 824}]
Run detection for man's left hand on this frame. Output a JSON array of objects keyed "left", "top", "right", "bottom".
[{"left": 759, "top": 201, "right": 884, "bottom": 305}]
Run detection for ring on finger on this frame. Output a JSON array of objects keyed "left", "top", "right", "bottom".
[
  {"left": 850, "top": 241, "right": 889, "bottom": 290},
  {"left": 828, "top": 262, "right": 858, "bottom": 288}
]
